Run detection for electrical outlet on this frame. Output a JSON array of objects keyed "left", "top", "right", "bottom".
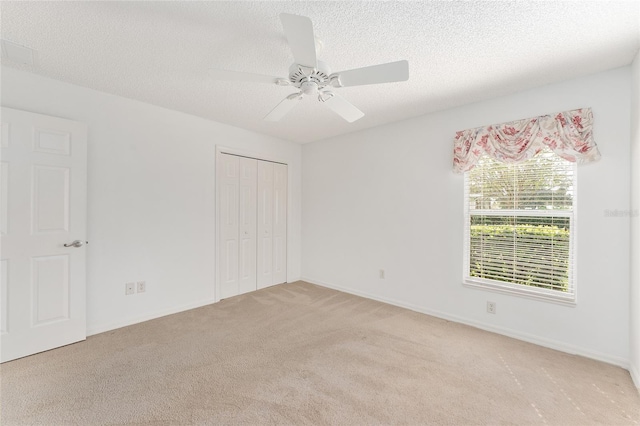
[
  {"left": 379, "top": 269, "right": 385, "bottom": 279},
  {"left": 137, "top": 281, "right": 146, "bottom": 293},
  {"left": 125, "top": 282, "right": 135, "bottom": 295},
  {"left": 487, "top": 301, "right": 496, "bottom": 314}
]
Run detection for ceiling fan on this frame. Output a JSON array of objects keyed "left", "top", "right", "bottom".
[{"left": 210, "top": 13, "right": 409, "bottom": 123}]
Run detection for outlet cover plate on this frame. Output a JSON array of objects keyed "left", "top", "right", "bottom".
[{"left": 125, "top": 282, "right": 135, "bottom": 295}]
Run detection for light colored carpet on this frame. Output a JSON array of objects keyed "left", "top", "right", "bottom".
[{"left": 1, "top": 281, "right": 638, "bottom": 425}]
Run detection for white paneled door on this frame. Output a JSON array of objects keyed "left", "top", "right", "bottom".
[
  {"left": 217, "top": 152, "right": 287, "bottom": 299},
  {"left": 217, "top": 154, "right": 260, "bottom": 298},
  {"left": 218, "top": 154, "right": 240, "bottom": 299},
  {"left": 0, "top": 107, "right": 88, "bottom": 363},
  {"left": 238, "top": 157, "right": 258, "bottom": 295},
  {"left": 256, "top": 161, "right": 274, "bottom": 290},
  {"left": 272, "top": 163, "right": 287, "bottom": 286}
]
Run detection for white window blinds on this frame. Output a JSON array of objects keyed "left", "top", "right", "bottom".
[{"left": 463, "top": 148, "right": 577, "bottom": 303}]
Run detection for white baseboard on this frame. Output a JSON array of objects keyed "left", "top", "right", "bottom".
[
  {"left": 302, "top": 277, "right": 630, "bottom": 370},
  {"left": 87, "top": 298, "right": 215, "bottom": 336},
  {"left": 90, "top": 280, "right": 303, "bottom": 336},
  {"left": 630, "top": 363, "right": 640, "bottom": 390}
]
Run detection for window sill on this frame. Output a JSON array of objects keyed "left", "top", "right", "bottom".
[{"left": 463, "top": 278, "right": 576, "bottom": 307}]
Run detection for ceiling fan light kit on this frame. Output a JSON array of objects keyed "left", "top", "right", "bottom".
[{"left": 211, "top": 13, "right": 409, "bottom": 123}]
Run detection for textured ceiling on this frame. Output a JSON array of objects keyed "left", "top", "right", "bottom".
[{"left": 1, "top": 1, "right": 639, "bottom": 144}]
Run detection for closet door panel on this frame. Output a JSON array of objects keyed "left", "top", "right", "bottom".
[
  {"left": 272, "top": 163, "right": 287, "bottom": 285},
  {"left": 256, "top": 161, "right": 274, "bottom": 289},
  {"left": 238, "top": 157, "right": 257, "bottom": 294},
  {"left": 218, "top": 154, "right": 239, "bottom": 299}
]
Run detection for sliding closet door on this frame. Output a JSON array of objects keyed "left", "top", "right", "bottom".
[
  {"left": 272, "top": 163, "right": 287, "bottom": 285},
  {"left": 257, "top": 161, "right": 274, "bottom": 290},
  {"left": 238, "top": 157, "right": 257, "bottom": 295},
  {"left": 218, "top": 154, "right": 240, "bottom": 299}
]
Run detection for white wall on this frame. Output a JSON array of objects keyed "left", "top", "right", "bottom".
[
  {"left": 302, "top": 67, "right": 632, "bottom": 367},
  {"left": 630, "top": 51, "right": 640, "bottom": 386},
  {"left": 1, "top": 66, "right": 302, "bottom": 335}
]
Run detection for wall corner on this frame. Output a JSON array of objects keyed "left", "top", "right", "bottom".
[{"left": 629, "top": 48, "right": 640, "bottom": 387}]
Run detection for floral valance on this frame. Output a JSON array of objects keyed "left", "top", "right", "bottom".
[{"left": 452, "top": 108, "right": 601, "bottom": 173}]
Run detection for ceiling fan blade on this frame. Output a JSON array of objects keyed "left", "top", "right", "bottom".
[
  {"left": 210, "top": 69, "right": 282, "bottom": 84},
  {"left": 279, "top": 13, "right": 317, "bottom": 68},
  {"left": 264, "top": 95, "right": 302, "bottom": 121},
  {"left": 334, "top": 60, "right": 409, "bottom": 87},
  {"left": 321, "top": 93, "right": 364, "bottom": 123}
]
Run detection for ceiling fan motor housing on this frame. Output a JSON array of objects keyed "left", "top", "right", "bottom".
[{"left": 288, "top": 60, "right": 331, "bottom": 89}]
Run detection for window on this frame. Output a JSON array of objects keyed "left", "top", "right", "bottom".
[{"left": 463, "top": 148, "right": 577, "bottom": 303}]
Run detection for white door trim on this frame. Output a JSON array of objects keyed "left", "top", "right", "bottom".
[{"left": 214, "top": 146, "right": 289, "bottom": 302}]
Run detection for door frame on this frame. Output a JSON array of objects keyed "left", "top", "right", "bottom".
[{"left": 214, "top": 146, "right": 289, "bottom": 302}]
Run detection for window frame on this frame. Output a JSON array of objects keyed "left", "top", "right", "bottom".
[{"left": 462, "top": 153, "right": 578, "bottom": 306}]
